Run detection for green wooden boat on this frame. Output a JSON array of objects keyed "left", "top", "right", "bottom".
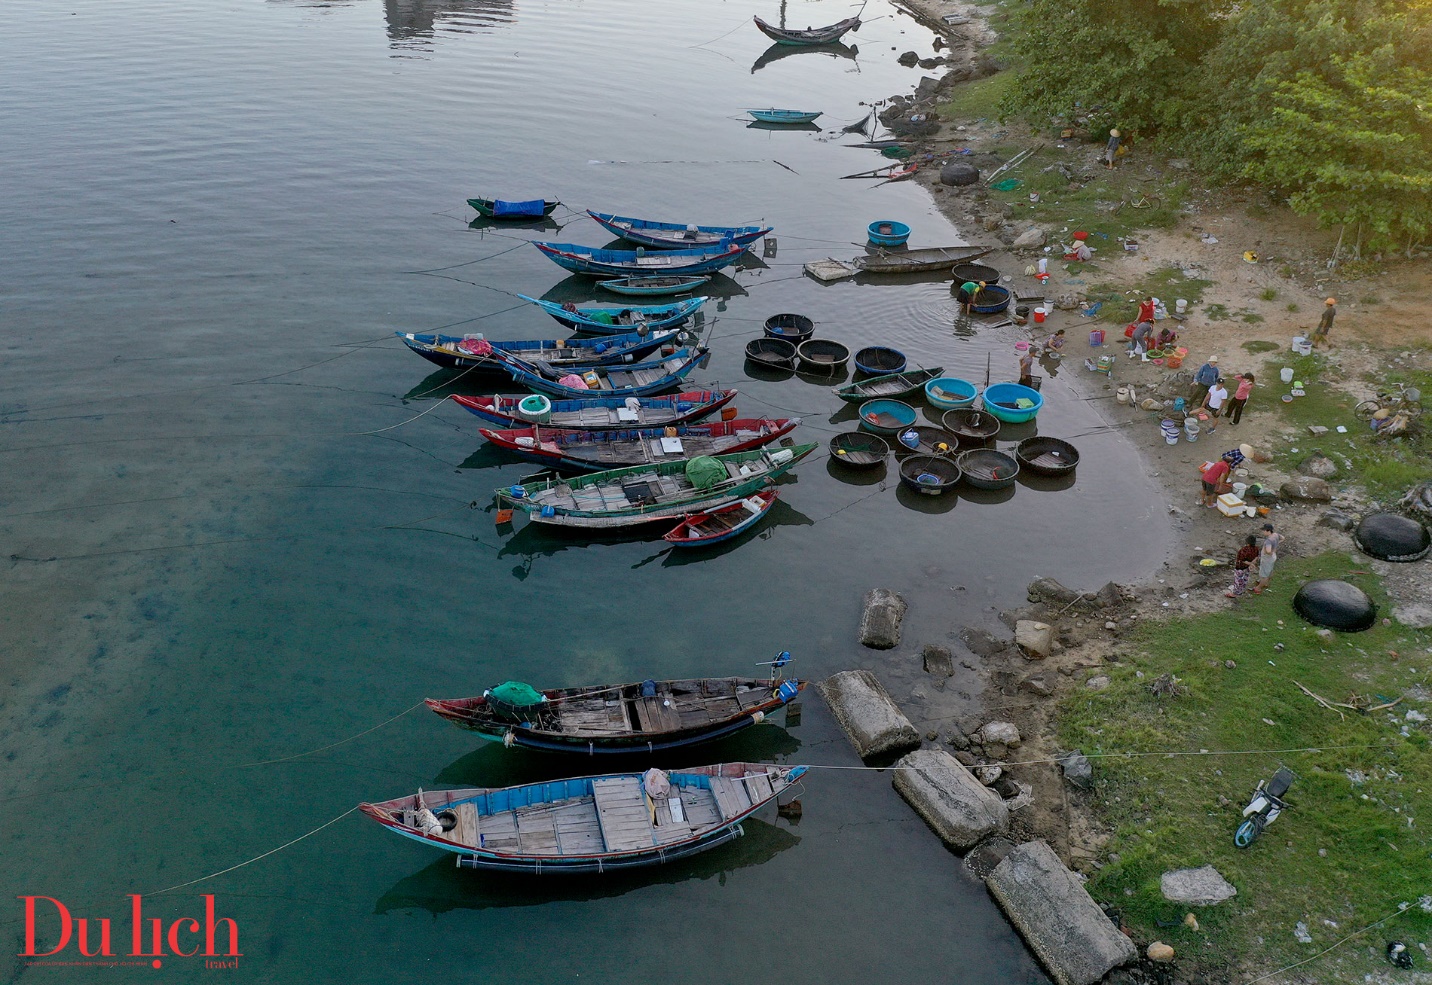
[
  {"left": 833, "top": 366, "right": 944, "bottom": 404},
  {"left": 495, "top": 443, "right": 818, "bottom": 530}
]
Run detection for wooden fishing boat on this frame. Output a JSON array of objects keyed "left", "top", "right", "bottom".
[
  {"left": 764, "top": 313, "right": 814, "bottom": 343},
  {"left": 517, "top": 294, "right": 707, "bottom": 334},
  {"left": 468, "top": 197, "right": 559, "bottom": 219},
  {"left": 478, "top": 418, "right": 800, "bottom": 471},
  {"left": 533, "top": 241, "right": 748, "bottom": 277},
  {"left": 893, "top": 425, "right": 960, "bottom": 457},
  {"left": 981, "top": 381, "right": 1044, "bottom": 423},
  {"left": 1015, "top": 436, "right": 1080, "bottom": 476},
  {"left": 854, "top": 246, "right": 991, "bottom": 275},
  {"left": 359, "top": 762, "right": 808, "bottom": 873},
  {"left": 664, "top": 489, "right": 779, "bottom": 547},
  {"left": 395, "top": 328, "right": 679, "bottom": 372},
  {"left": 899, "top": 455, "right": 961, "bottom": 495},
  {"left": 745, "top": 337, "right": 798, "bottom": 369},
  {"left": 833, "top": 366, "right": 944, "bottom": 403},
  {"left": 957, "top": 448, "right": 1020, "bottom": 490},
  {"left": 495, "top": 443, "right": 818, "bottom": 529},
  {"left": 853, "top": 345, "right": 907, "bottom": 375},
  {"left": 753, "top": 13, "right": 861, "bottom": 45},
  {"left": 858, "top": 399, "right": 917, "bottom": 436},
  {"left": 452, "top": 389, "right": 736, "bottom": 430},
  {"left": 588, "top": 211, "right": 772, "bottom": 250},
  {"left": 597, "top": 275, "right": 711, "bottom": 297},
  {"left": 829, "top": 431, "right": 888, "bottom": 468},
  {"left": 426, "top": 673, "right": 804, "bottom": 753},
  {"left": 941, "top": 408, "right": 1001, "bottom": 444},
  {"left": 495, "top": 346, "right": 708, "bottom": 399},
  {"left": 747, "top": 109, "right": 822, "bottom": 125},
  {"left": 796, "top": 338, "right": 850, "bottom": 372},
  {"left": 924, "top": 377, "right": 978, "bottom": 410}
]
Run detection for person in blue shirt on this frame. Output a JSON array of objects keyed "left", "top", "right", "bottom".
[{"left": 1192, "top": 355, "right": 1220, "bottom": 401}]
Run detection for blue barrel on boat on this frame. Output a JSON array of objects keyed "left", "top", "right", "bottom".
[
  {"left": 541, "top": 505, "right": 556, "bottom": 517},
  {"left": 509, "top": 485, "right": 527, "bottom": 498},
  {"left": 776, "top": 680, "right": 800, "bottom": 703}
]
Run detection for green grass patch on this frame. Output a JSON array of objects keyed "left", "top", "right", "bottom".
[
  {"left": 1243, "top": 340, "right": 1280, "bottom": 354},
  {"left": 1082, "top": 266, "right": 1214, "bottom": 324},
  {"left": 1057, "top": 553, "right": 1432, "bottom": 978},
  {"left": 936, "top": 71, "right": 1017, "bottom": 121},
  {"left": 1360, "top": 294, "right": 1382, "bottom": 305},
  {"left": 1287, "top": 303, "right": 1300, "bottom": 313},
  {"left": 1239, "top": 311, "right": 1265, "bottom": 324},
  {"left": 1206, "top": 303, "right": 1231, "bottom": 321},
  {"left": 1260, "top": 288, "right": 1278, "bottom": 302}
]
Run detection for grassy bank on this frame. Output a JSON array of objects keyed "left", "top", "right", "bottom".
[{"left": 1057, "top": 554, "right": 1431, "bottom": 977}]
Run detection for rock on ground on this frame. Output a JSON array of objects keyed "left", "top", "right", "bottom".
[
  {"left": 1160, "top": 865, "right": 1237, "bottom": 905},
  {"left": 986, "top": 841, "right": 1138, "bottom": 985},
  {"left": 892, "top": 748, "right": 1009, "bottom": 850},
  {"left": 1146, "top": 942, "right": 1175, "bottom": 963},
  {"left": 1058, "top": 750, "right": 1093, "bottom": 789},
  {"left": 1015, "top": 620, "right": 1054, "bottom": 659},
  {"left": 1027, "top": 577, "right": 1082, "bottom": 605},
  {"left": 1318, "top": 508, "right": 1356, "bottom": 531},
  {"left": 1392, "top": 603, "right": 1432, "bottom": 629},
  {"left": 1011, "top": 226, "right": 1047, "bottom": 249},
  {"left": 1280, "top": 476, "right": 1333, "bottom": 502},
  {"left": 979, "top": 721, "right": 1022, "bottom": 747},
  {"left": 922, "top": 643, "right": 955, "bottom": 677},
  {"left": 940, "top": 162, "right": 980, "bottom": 186},
  {"left": 859, "top": 588, "right": 907, "bottom": 649},
  {"left": 817, "top": 669, "right": 920, "bottom": 760},
  {"left": 1297, "top": 453, "right": 1339, "bottom": 479}
]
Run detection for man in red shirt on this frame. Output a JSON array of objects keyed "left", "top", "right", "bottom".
[{"left": 1200, "top": 457, "right": 1231, "bottom": 507}]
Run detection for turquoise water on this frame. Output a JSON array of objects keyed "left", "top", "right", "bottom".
[{"left": 0, "top": 1, "right": 1171, "bottom": 980}]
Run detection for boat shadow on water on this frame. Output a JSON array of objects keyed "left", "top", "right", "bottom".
[
  {"left": 1015, "top": 470, "right": 1077, "bottom": 493},
  {"left": 750, "top": 41, "right": 858, "bottom": 74},
  {"left": 894, "top": 482, "right": 960, "bottom": 514},
  {"left": 372, "top": 814, "right": 801, "bottom": 915},
  {"left": 826, "top": 456, "right": 888, "bottom": 486},
  {"left": 403, "top": 369, "right": 506, "bottom": 402}
]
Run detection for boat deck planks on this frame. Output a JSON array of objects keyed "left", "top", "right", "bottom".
[
  {"left": 634, "top": 696, "right": 683, "bottom": 733},
  {"left": 709, "top": 775, "right": 754, "bottom": 820},
  {"left": 592, "top": 777, "right": 658, "bottom": 852}
]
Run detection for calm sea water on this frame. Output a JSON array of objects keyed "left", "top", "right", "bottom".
[{"left": 0, "top": 1, "right": 1171, "bottom": 981}]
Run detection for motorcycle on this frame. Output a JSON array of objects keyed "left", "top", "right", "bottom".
[{"left": 1234, "top": 766, "right": 1295, "bottom": 848}]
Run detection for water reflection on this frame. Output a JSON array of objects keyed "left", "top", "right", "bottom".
[
  {"left": 825, "top": 455, "right": 889, "bottom": 486},
  {"left": 373, "top": 816, "right": 801, "bottom": 914},
  {"left": 745, "top": 120, "right": 823, "bottom": 133},
  {"left": 383, "top": 0, "right": 516, "bottom": 43},
  {"left": 750, "top": 42, "right": 859, "bottom": 75},
  {"left": 894, "top": 482, "right": 959, "bottom": 514}
]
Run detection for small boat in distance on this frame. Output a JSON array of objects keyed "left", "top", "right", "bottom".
[
  {"left": 427, "top": 669, "right": 804, "bottom": 753},
  {"left": 665, "top": 488, "right": 780, "bottom": 547},
  {"left": 517, "top": 294, "right": 707, "bottom": 334},
  {"left": 588, "top": 211, "right": 771, "bottom": 250},
  {"left": 494, "top": 346, "right": 709, "bottom": 400},
  {"left": 753, "top": 14, "right": 861, "bottom": 45},
  {"left": 854, "top": 246, "right": 991, "bottom": 275},
  {"left": 359, "top": 762, "right": 808, "bottom": 873},
  {"left": 395, "top": 328, "right": 679, "bottom": 372},
  {"left": 833, "top": 367, "right": 944, "bottom": 404},
  {"left": 747, "top": 109, "right": 822, "bottom": 125},
  {"left": 451, "top": 389, "right": 736, "bottom": 430},
  {"left": 597, "top": 275, "right": 711, "bottom": 297},
  {"left": 468, "top": 197, "right": 559, "bottom": 219},
  {"left": 478, "top": 418, "right": 799, "bottom": 472},
  {"left": 533, "top": 241, "right": 748, "bottom": 277}
]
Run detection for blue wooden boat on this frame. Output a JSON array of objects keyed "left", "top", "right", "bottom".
[
  {"left": 753, "top": 14, "right": 860, "bottom": 45},
  {"left": 426, "top": 672, "right": 806, "bottom": 753},
  {"left": 981, "top": 381, "right": 1044, "bottom": 423},
  {"left": 478, "top": 417, "right": 800, "bottom": 471},
  {"left": 664, "top": 488, "right": 779, "bottom": 547},
  {"left": 533, "top": 241, "right": 748, "bottom": 277},
  {"left": 450, "top": 389, "right": 736, "bottom": 430},
  {"left": 360, "top": 762, "right": 808, "bottom": 873},
  {"left": 517, "top": 294, "right": 707, "bottom": 334},
  {"left": 969, "top": 284, "right": 1012, "bottom": 314},
  {"left": 495, "top": 444, "right": 817, "bottom": 529},
  {"left": 395, "top": 328, "right": 680, "bottom": 372},
  {"left": 747, "top": 108, "right": 822, "bottom": 125},
  {"left": 858, "top": 399, "right": 918, "bottom": 435},
  {"left": 495, "top": 346, "right": 709, "bottom": 399},
  {"left": 468, "top": 196, "right": 559, "bottom": 219},
  {"left": 867, "top": 220, "right": 911, "bottom": 247},
  {"left": 597, "top": 275, "right": 711, "bottom": 297},
  {"left": 588, "top": 211, "right": 772, "bottom": 250},
  {"left": 924, "top": 377, "right": 978, "bottom": 410}
]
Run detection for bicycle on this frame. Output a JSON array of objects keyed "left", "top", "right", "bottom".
[{"left": 1355, "top": 382, "right": 1423, "bottom": 421}]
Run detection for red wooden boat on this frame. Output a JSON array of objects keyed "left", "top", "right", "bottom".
[{"left": 663, "top": 488, "right": 779, "bottom": 547}]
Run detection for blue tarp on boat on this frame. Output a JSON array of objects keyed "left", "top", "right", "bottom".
[{"left": 493, "top": 199, "right": 547, "bottom": 218}]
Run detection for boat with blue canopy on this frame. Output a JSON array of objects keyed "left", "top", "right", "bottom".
[
  {"left": 468, "top": 197, "right": 559, "bottom": 219},
  {"left": 533, "top": 241, "right": 748, "bottom": 277},
  {"left": 395, "top": 328, "right": 680, "bottom": 372},
  {"left": 588, "top": 211, "right": 772, "bottom": 250}
]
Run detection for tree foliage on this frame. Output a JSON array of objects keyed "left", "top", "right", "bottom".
[{"left": 999, "top": 0, "right": 1432, "bottom": 249}]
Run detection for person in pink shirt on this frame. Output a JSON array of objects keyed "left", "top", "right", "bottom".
[{"left": 1225, "top": 373, "right": 1254, "bottom": 425}]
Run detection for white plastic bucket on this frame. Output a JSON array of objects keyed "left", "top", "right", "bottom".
[
  {"left": 1232, "top": 482, "right": 1248, "bottom": 498},
  {"left": 1164, "top": 432, "right": 1179, "bottom": 445},
  {"left": 1184, "top": 419, "right": 1201, "bottom": 442},
  {"left": 1292, "top": 337, "right": 1312, "bottom": 356},
  {"left": 1037, "top": 258, "right": 1048, "bottom": 274},
  {"left": 1116, "top": 386, "right": 1131, "bottom": 405},
  {"left": 1280, "top": 367, "right": 1294, "bottom": 383},
  {"left": 1175, "top": 299, "right": 1188, "bottom": 314}
]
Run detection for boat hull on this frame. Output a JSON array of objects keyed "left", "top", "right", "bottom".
[
  {"left": 517, "top": 294, "right": 707, "bottom": 334},
  {"left": 588, "top": 211, "right": 771, "bottom": 250},
  {"left": 451, "top": 390, "right": 736, "bottom": 430},
  {"left": 396, "top": 329, "right": 677, "bottom": 371},
  {"left": 534, "top": 241, "right": 747, "bottom": 277},
  {"left": 597, "top": 275, "right": 711, "bottom": 297},
  {"left": 753, "top": 14, "right": 860, "bottom": 45},
  {"left": 478, "top": 418, "right": 799, "bottom": 471},
  {"left": 664, "top": 489, "right": 779, "bottom": 547},
  {"left": 496, "top": 347, "right": 708, "bottom": 400}
]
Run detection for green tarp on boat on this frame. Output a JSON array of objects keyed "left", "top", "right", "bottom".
[{"left": 685, "top": 456, "right": 725, "bottom": 489}]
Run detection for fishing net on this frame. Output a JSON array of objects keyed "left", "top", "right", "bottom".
[{"left": 685, "top": 456, "right": 726, "bottom": 489}]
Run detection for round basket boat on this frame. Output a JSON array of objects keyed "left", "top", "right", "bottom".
[
  {"left": 940, "top": 408, "right": 1002, "bottom": 444},
  {"left": 764, "top": 313, "right": 815, "bottom": 343},
  {"left": 867, "top": 220, "right": 911, "bottom": 247},
  {"left": 1353, "top": 512, "right": 1431, "bottom": 562},
  {"left": 829, "top": 431, "right": 890, "bottom": 469},
  {"left": 744, "top": 336, "right": 797, "bottom": 369},
  {"left": 899, "top": 455, "right": 961, "bottom": 495},
  {"left": 1014, "top": 436, "right": 1080, "bottom": 476},
  {"left": 951, "top": 262, "right": 1001, "bottom": 286},
  {"left": 969, "top": 284, "right": 1012, "bottom": 314},
  {"left": 853, "top": 345, "right": 907, "bottom": 376},
  {"left": 797, "top": 338, "right": 851, "bottom": 373},
  {"left": 924, "top": 377, "right": 978, "bottom": 410},
  {"left": 857, "top": 398, "right": 918, "bottom": 436},
  {"left": 981, "top": 382, "right": 1044, "bottom": 423},
  {"left": 957, "top": 448, "right": 1020, "bottom": 490},
  {"left": 1293, "top": 579, "right": 1378, "bottom": 632},
  {"left": 893, "top": 425, "right": 960, "bottom": 457}
]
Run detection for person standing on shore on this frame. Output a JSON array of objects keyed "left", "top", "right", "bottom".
[
  {"left": 1137, "top": 295, "right": 1157, "bottom": 325},
  {"left": 1225, "top": 535, "right": 1260, "bottom": 598},
  {"left": 1225, "top": 372, "right": 1254, "bottom": 424},
  {"left": 1018, "top": 346, "right": 1035, "bottom": 387},
  {"left": 1251, "top": 523, "right": 1282, "bottom": 594},
  {"left": 1192, "top": 355, "right": 1219, "bottom": 401},
  {"left": 1313, "top": 297, "right": 1336, "bottom": 348},
  {"left": 1202, "top": 377, "right": 1228, "bottom": 434},
  {"left": 1104, "top": 129, "right": 1121, "bottom": 169}
]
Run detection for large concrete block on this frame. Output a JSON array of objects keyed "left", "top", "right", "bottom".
[
  {"left": 858, "top": 588, "right": 907, "bottom": 649},
  {"left": 986, "top": 841, "right": 1137, "bottom": 985},
  {"left": 817, "top": 669, "right": 920, "bottom": 759},
  {"left": 893, "top": 748, "right": 1008, "bottom": 850}
]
